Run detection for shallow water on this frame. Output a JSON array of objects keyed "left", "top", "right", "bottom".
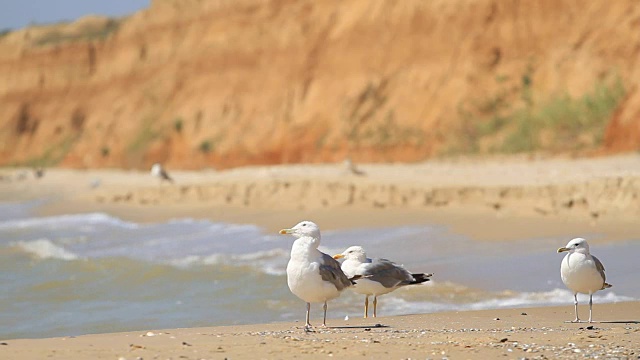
[{"left": 0, "top": 200, "right": 637, "bottom": 339}]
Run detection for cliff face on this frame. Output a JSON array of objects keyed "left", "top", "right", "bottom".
[{"left": 1, "top": 0, "right": 639, "bottom": 169}]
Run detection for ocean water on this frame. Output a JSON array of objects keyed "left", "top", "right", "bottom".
[{"left": 0, "top": 200, "right": 638, "bottom": 340}]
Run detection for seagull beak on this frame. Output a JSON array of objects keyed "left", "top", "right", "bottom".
[
  {"left": 333, "top": 254, "right": 344, "bottom": 259},
  {"left": 279, "top": 228, "right": 293, "bottom": 235},
  {"left": 557, "top": 247, "right": 569, "bottom": 253}
]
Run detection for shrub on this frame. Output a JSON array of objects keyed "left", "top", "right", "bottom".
[{"left": 199, "top": 140, "right": 213, "bottom": 153}]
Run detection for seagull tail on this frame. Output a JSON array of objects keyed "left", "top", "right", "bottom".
[
  {"left": 410, "top": 273, "right": 433, "bottom": 284},
  {"left": 602, "top": 282, "right": 613, "bottom": 289},
  {"left": 348, "top": 274, "right": 363, "bottom": 285}
]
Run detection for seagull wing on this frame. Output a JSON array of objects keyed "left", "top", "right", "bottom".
[
  {"left": 592, "top": 255, "right": 612, "bottom": 288},
  {"left": 362, "top": 258, "right": 414, "bottom": 289},
  {"left": 319, "top": 252, "right": 353, "bottom": 291},
  {"left": 160, "top": 169, "right": 174, "bottom": 182}
]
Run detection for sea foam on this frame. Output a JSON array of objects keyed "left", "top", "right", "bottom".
[
  {"left": 0, "top": 212, "right": 138, "bottom": 231},
  {"left": 12, "top": 238, "right": 80, "bottom": 261},
  {"left": 169, "top": 248, "right": 290, "bottom": 275},
  {"left": 370, "top": 288, "right": 635, "bottom": 315}
]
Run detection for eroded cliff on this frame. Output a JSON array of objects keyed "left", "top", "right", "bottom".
[{"left": 1, "top": 0, "right": 639, "bottom": 169}]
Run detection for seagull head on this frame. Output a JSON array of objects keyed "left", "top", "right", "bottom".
[
  {"left": 557, "top": 237, "right": 590, "bottom": 255},
  {"left": 279, "top": 221, "right": 321, "bottom": 240},
  {"left": 150, "top": 163, "right": 162, "bottom": 176},
  {"left": 333, "top": 245, "right": 367, "bottom": 262}
]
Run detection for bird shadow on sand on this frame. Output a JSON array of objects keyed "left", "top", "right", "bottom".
[
  {"left": 327, "top": 324, "right": 390, "bottom": 329},
  {"left": 297, "top": 324, "right": 390, "bottom": 332},
  {"left": 564, "top": 320, "right": 640, "bottom": 324},
  {"left": 595, "top": 320, "right": 640, "bottom": 324}
]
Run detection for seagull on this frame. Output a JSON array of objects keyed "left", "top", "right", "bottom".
[
  {"left": 150, "top": 163, "right": 174, "bottom": 183},
  {"left": 33, "top": 167, "right": 45, "bottom": 179},
  {"left": 279, "top": 221, "right": 356, "bottom": 330},
  {"left": 557, "top": 238, "right": 612, "bottom": 323},
  {"left": 343, "top": 157, "right": 366, "bottom": 176},
  {"left": 334, "top": 246, "right": 432, "bottom": 318}
]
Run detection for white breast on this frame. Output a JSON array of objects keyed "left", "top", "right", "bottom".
[
  {"left": 287, "top": 259, "right": 342, "bottom": 303},
  {"left": 560, "top": 252, "right": 605, "bottom": 294},
  {"left": 286, "top": 240, "right": 342, "bottom": 303}
]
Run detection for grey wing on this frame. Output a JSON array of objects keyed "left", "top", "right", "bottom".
[
  {"left": 160, "top": 170, "right": 173, "bottom": 182},
  {"left": 592, "top": 255, "right": 609, "bottom": 286},
  {"left": 364, "top": 258, "right": 414, "bottom": 289},
  {"left": 319, "top": 252, "right": 353, "bottom": 291}
]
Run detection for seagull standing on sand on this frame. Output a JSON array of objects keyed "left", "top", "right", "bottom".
[
  {"left": 557, "top": 238, "right": 612, "bottom": 323},
  {"left": 343, "top": 157, "right": 366, "bottom": 176},
  {"left": 280, "top": 221, "right": 356, "bottom": 329},
  {"left": 150, "top": 163, "right": 174, "bottom": 183},
  {"left": 334, "top": 246, "right": 432, "bottom": 318}
]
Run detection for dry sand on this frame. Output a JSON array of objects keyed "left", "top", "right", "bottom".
[
  {"left": 1, "top": 154, "right": 640, "bottom": 358},
  {"left": 3, "top": 153, "right": 640, "bottom": 241},
  {"left": 2, "top": 303, "right": 639, "bottom": 359}
]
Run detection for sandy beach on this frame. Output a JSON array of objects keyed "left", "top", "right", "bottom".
[
  {"left": 1, "top": 154, "right": 640, "bottom": 359},
  {"left": 3, "top": 0, "right": 640, "bottom": 357},
  {"left": 3, "top": 153, "right": 640, "bottom": 240},
  {"left": 2, "top": 302, "right": 639, "bottom": 359}
]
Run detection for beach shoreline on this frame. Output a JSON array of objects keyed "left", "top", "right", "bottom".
[
  {"left": 2, "top": 155, "right": 640, "bottom": 358},
  {"left": 0, "top": 153, "right": 637, "bottom": 242},
  {"left": 34, "top": 199, "right": 640, "bottom": 243}
]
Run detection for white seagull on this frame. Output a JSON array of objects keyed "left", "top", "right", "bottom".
[
  {"left": 557, "top": 238, "right": 612, "bottom": 323},
  {"left": 334, "top": 245, "right": 432, "bottom": 318},
  {"left": 150, "top": 163, "right": 174, "bottom": 183},
  {"left": 279, "top": 221, "right": 355, "bottom": 330}
]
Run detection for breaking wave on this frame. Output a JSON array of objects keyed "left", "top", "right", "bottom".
[
  {"left": 366, "top": 287, "right": 635, "bottom": 315},
  {"left": 12, "top": 238, "right": 80, "bottom": 261},
  {"left": 169, "top": 248, "right": 290, "bottom": 275},
  {"left": 0, "top": 212, "right": 138, "bottom": 231}
]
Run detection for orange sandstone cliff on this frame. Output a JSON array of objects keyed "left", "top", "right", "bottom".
[{"left": 0, "top": 0, "right": 639, "bottom": 170}]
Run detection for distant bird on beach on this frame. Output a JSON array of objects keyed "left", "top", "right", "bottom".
[
  {"left": 33, "top": 167, "right": 45, "bottom": 179},
  {"left": 280, "top": 221, "right": 357, "bottom": 330},
  {"left": 334, "top": 246, "right": 432, "bottom": 318},
  {"left": 557, "top": 238, "right": 612, "bottom": 323},
  {"left": 343, "top": 157, "right": 366, "bottom": 176},
  {"left": 89, "top": 178, "right": 102, "bottom": 189},
  {"left": 150, "top": 163, "right": 174, "bottom": 183}
]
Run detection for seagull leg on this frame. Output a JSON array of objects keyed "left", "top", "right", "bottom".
[
  {"left": 572, "top": 293, "right": 580, "bottom": 322},
  {"left": 373, "top": 296, "right": 378, "bottom": 318},
  {"left": 588, "top": 293, "right": 593, "bottom": 323},
  {"left": 305, "top": 302, "right": 312, "bottom": 330},
  {"left": 364, "top": 295, "right": 369, "bottom": 318},
  {"left": 322, "top": 301, "right": 328, "bottom": 327}
]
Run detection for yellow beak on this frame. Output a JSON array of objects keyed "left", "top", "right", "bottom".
[
  {"left": 279, "top": 228, "right": 293, "bottom": 235},
  {"left": 557, "top": 247, "right": 569, "bottom": 253},
  {"left": 333, "top": 254, "right": 344, "bottom": 260}
]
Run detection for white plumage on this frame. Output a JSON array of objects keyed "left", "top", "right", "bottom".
[
  {"left": 557, "top": 237, "right": 612, "bottom": 323},
  {"left": 280, "top": 221, "right": 353, "bottom": 329},
  {"left": 334, "top": 245, "right": 432, "bottom": 318},
  {"left": 150, "top": 163, "right": 173, "bottom": 183}
]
